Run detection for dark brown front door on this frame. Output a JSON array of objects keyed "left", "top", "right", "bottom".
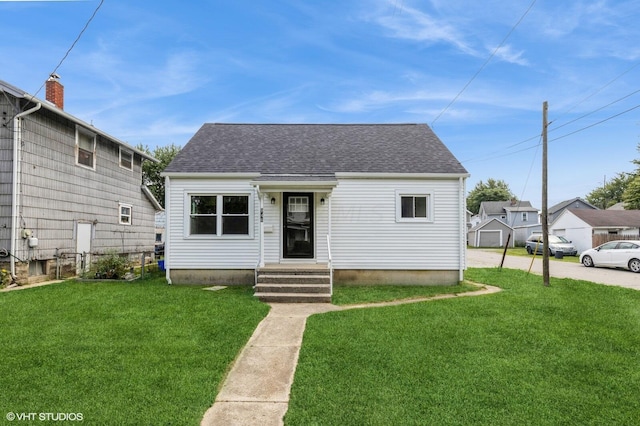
[{"left": 283, "top": 193, "right": 314, "bottom": 258}]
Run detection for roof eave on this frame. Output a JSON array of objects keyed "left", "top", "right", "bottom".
[{"left": 10, "top": 88, "right": 158, "bottom": 163}]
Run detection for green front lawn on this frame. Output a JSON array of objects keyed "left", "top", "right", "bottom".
[
  {"left": 0, "top": 275, "right": 269, "bottom": 425},
  {"left": 286, "top": 268, "right": 640, "bottom": 425},
  {"left": 483, "top": 246, "right": 581, "bottom": 263},
  {"left": 332, "top": 282, "right": 480, "bottom": 305}
]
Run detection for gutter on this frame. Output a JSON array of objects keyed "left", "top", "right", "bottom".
[{"left": 11, "top": 102, "right": 42, "bottom": 279}]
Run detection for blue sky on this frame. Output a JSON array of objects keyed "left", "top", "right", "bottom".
[{"left": 2, "top": 0, "right": 640, "bottom": 209}]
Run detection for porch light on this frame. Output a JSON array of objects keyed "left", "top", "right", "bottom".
[
  {"left": 320, "top": 198, "right": 325, "bottom": 205},
  {"left": 271, "top": 197, "right": 276, "bottom": 204}
]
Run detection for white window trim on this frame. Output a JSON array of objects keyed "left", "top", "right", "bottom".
[
  {"left": 119, "top": 148, "right": 133, "bottom": 170},
  {"left": 522, "top": 212, "right": 528, "bottom": 221},
  {"left": 185, "top": 192, "right": 254, "bottom": 239},
  {"left": 395, "top": 191, "right": 433, "bottom": 223},
  {"left": 119, "top": 202, "right": 132, "bottom": 225},
  {"left": 75, "top": 126, "right": 96, "bottom": 170}
]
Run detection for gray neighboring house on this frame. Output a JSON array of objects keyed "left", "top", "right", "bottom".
[
  {"left": 549, "top": 197, "right": 599, "bottom": 223},
  {"left": 467, "top": 218, "right": 514, "bottom": 248},
  {"left": 0, "top": 77, "right": 160, "bottom": 284},
  {"left": 163, "top": 123, "right": 470, "bottom": 293},
  {"left": 477, "top": 200, "right": 540, "bottom": 245}
]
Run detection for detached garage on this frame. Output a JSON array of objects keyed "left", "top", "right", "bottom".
[{"left": 468, "top": 218, "right": 514, "bottom": 248}]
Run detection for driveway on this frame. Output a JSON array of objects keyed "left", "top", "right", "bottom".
[{"left": 467, "top": 249, "right": 640, "bottom": 291}]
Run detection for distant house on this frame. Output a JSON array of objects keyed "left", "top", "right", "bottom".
[
  {"left": 478, "top": 200, "right": 539, "bottom": 227},
  {"left": 607, "top": 202, "right": 628, "bottom": 210},
  {"left": 549, "top": 197, "right": 598, "bottom": 223},
  {"left": 162, "top": 123, "right": 469, "bottom": 297},
  {"left": 467, "top": 218, "right": 514, "bottom": 248},
  {"left": 550, "top": 209, "right": 640, "bottom": 253},
  {"left": 0, "top": 77, "right": 160, "bottom": 284},
  {"left": 478, "top": 200, "right": 540, "bottom": 245}
]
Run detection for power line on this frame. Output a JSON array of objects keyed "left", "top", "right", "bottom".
[
  {"left": 28, "top": 0, "right": 105, "bottom": 102},
  {"left": 549, "top": 103, "right": 640, "bottom": 142},
  {"left": 431, "top": 0, "right": 537, "bottom": 126}
]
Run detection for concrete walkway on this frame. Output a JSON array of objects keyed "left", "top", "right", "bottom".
[{"left": 200, "top": 284, "right": 501, "bottom": 426}]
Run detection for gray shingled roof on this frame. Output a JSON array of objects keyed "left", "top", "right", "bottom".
[
  {"left": 164, "top": 123, "right": 468, "bottom": 175},
  {"left": 569, "top": 209, "right": 640, "bottom": 227},
  {"left": 480, "top": 200, "right": 537, "bottom": 215},
  {"left": 549, "top": 197, "right": 598, "bottom": 214}
]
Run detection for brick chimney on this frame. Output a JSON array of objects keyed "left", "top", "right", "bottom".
[{"left": 45, "top": 74, "right": 64, "bottom": 109}]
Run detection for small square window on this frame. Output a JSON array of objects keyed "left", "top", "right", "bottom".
[
  {"left": 120, "top": 148, "right": 133, "bottom": 170},
  {"left": 396, "top": 192, "right": 431, "bottom": 222},
  {"left": 119, "top": 203, "right": 132, "bottom": 225}
]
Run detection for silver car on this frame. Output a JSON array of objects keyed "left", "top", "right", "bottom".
[
  {"left": 580, "top": 240, "right": 640, "bottom": 273},
  {"left": 525, "top": 234, "right": 578, "bottom": 256}
]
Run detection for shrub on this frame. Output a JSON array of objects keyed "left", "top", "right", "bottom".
[{"left": 92, "top": 251, "right": 131, "bottom": 279}]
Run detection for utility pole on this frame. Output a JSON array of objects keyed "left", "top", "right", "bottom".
[{"left": 542, "top": 101, "right": 550, "bottom": 287}]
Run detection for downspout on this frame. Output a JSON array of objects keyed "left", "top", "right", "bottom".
[
  {"left": 459, "top": 176, "right": 466, "bottom": 282},
  {"left": 256, "top": 185, "right": 265, "bottom": 268},
  {"left": 11, "top": 102, "right": 41, "bottom": 279},
  {"left": 164, "top": 175, "right": 172, "bottom": 284}
]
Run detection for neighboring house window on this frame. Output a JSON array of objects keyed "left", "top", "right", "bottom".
[
  {"left": 396, "top": 192, "right": 432, "bottom": 222},
  {"left": 119, "top": 203, "right": 132, "bottom": 225},
  {"left": 522, "top": 212, "right": 528, "bottom": 221},
  {"left": 120, "top": 148, "right": 133, "bottom": 170},
  {"left": 188, "top": 194, "right": 251, "bottom": 236},
  {"left": 76, "top": 127, "right": 96, "bottom": 169},
  {"left": 155, "top": 233, "right": 162, "bottom": 242}
]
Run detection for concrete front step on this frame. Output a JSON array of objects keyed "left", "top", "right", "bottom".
[
  {"left": 255, "top": 265, "right": 332, "bottom": 303},
  {"left": 257, "top": 274, "right": 330, "bottom": 284},
  {"left": 254, "top": 292, "right": 332, "bottom": 303},
  {"left": 255, "top": 283, "right": 330, "bottom": 294}
]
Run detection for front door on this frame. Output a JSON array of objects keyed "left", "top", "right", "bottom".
[{"left": 283, "top": 193, "right": 314, "bottom": 258}]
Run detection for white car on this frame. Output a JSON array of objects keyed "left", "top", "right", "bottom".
[{"left": 580, "top": 240, "right": 640, "bottom": 273}]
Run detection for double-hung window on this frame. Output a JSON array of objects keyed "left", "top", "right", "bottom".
[
  {"left": 396, "top": 191, "right": 432, "bottom": 222},
  {"left": 120, "top": 148, "right": 133, "bottom": 170},
  {"left": 119, "top": 203, "right": 132, "bottom": 225},
  {"left": 76, "top": 127, "right": 96, "bottom": 169},
  {"left": 189, "top": 194, "right": 250, "bottom": 236}
]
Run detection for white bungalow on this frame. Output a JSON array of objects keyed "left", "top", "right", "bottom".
[{"left": 162, "top": 124, "right": 469, "bottom": 301}]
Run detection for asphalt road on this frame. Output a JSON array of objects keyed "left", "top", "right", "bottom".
[{"left": 467, "top": 249, "right": 640, "bottom": 291}]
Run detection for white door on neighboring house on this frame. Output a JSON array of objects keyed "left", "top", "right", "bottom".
[{"left": 76, "top": 223, "right": 92, "bottom": 274}]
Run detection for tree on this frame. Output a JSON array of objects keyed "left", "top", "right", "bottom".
[
  {"left": 585, "top": 172, "right": 633, "bottom": 209},
  {"left": 466, "top": 179, "right": 515, "bottom": 214},
  {"left": 622, "top": 143, "right": 640, "bottom": 210},
  {"left": 137, "top": 143, "right": 181, "bottom": 208}
]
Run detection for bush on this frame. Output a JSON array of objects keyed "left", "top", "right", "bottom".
[{"left": 92, "top": 251, "right": 131, "bottom": 279}]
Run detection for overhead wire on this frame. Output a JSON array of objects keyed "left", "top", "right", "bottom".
[
  {"left": 430, "top": 0, "right": 537, "bottom": 126},
  {"left": 26, "top": 0, "right": 105, "bottom": 104}
]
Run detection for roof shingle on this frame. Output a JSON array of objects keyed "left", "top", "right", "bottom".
[{"left": 164, "top": 123, "right": 468, "bottom": 175}]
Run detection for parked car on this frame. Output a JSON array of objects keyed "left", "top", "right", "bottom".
[
  {"left": 580, "top": 240, "right": 640, "bottom": 273},
  {"left": 525, "top": 234, "right": 577, "bottom": 256}
]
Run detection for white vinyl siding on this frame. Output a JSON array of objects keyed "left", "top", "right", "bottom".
[
  {"left": 331, "top": 178, "right": 462, "bottom": 270},
  {"left": 167, "top": 178, "right": 259, "bottom": 269}
]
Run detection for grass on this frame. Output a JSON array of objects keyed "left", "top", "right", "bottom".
[
  {"left": 286, "top": 268, "right": 640, "bottom": 425},
  {"left": 332, "top": 282, "right": 480, "bottom": 305},
  {"left": 0, "top": 274, "right": 269, "bottom": 425},
  {"left": 481, "top": 246, "right": 581, "bottom": 263}
]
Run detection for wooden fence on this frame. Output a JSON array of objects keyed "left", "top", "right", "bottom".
[{"left": 592, "top": 233, "right": 640, "bottom": 247}]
